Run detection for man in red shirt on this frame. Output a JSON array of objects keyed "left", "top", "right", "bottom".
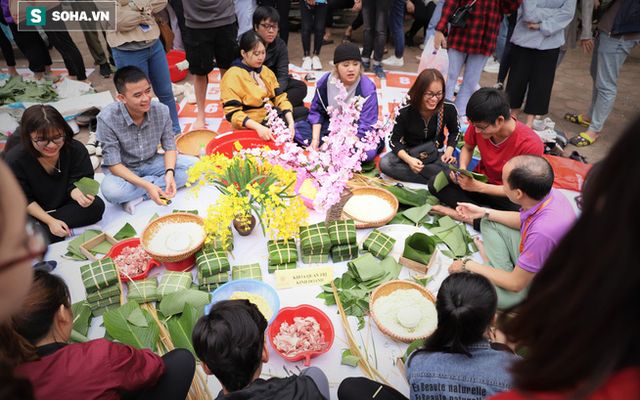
[
  {"left": 434, "top": 0, "right": 521, "bottom": 117},
  {"left": 428, "top": 88, "right": 544, "bottom": 230}
]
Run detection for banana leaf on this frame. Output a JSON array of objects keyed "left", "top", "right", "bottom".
[
  {"left": 71, "top": 301, "right": 92, "bottom": 338},
  {"left": 403, "top": 233, "right": 437, "bottom": 265},
  {"left": 428, "top": 216, "right": 469, "bottom": 258},
  {"left": 347, "top": 253, "right": 385, "bottom": 282},
  {"left": 91, "top": 240, "right": 114, "bottom": 255},
  {"left": 402, "top": 203, "right": 433, "bottom": 224},
  {"left": 449, "top": 165, "right": 488, "bottom": 182},
  {"left": 361, "top": 160, "right": 376, "bottom": 172},
  {"left": 172, "top": 209, "right": 199, "bottom": 215},
  {"left": 166, "top": 303, "right": 198, "bottom": 356},
  {"left": 387, "top": 211, "right": 415, "bottom": 226},
  {"left": 341, "top": 349, "right": 360, "bottom": 367},
  {"left": 149, "top": 213, "right": 160, "bottom": 223},
  {"left": 380, "top": 256, "right": 402, "bottom": 280},
  {"left": 103, "top": 301, "right": 159, "bottom": 350},
  {"left": 114, "top": 223, "right": 137, "bottom": 241},
  {"left": 382, "top": 185, "right": 429, "bottom": 207},
  {"left": 65, "top": 229, "right": 103, "bottom": 260},
  {"left": 73, "top": 177, "right": 100, "bottom": 196},
  {"left": 433, "top": 171, "right": 450, "bottom": 193},
  {"left": 127, "top": 308, "right": 149, "bottom": 328},
  {"left": 159, "top": 289, "right": 211, "bottom": 317},
  {"left": 401, "top": 339, "right": 425, "bottom": 363}
]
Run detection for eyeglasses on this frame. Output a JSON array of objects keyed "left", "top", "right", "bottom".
[
  {"left": 472, "top": 122, "right": 493, "bottom": 131},
  {"left": 423, "top": 91, "right": 444, "bottom": 99},
  {"left": 575, "top": 195, "right": 582, "bottom": 210},
  {"left": 0, "top": 218, "right": 49, "bottom": 273},
  {"left": 259, "top": 23, "right": 278, "bottom": 32},
  {"left": 31, "top": 135, "right": 65, "bottom": 148}
]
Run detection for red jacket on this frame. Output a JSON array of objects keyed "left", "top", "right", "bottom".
[
  {"left": 14, "top": 339, "right": 165, "bottom": 400},
  {"left": 436, "top": 0, "right": 522, "bottom": 55},
  {"left": 489, "top": 367, "right": 640, "bottom": 400}
]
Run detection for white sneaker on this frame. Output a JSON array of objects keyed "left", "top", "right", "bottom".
[
  {"left": 311, "top": 56, "right": 322, "bottom": 70},
  {"left": 382, "top": 56, "right": 404, "bottom": 67},
  {"left": 85, "top": 132, "right": 97, "bottom": 155},
  {"left": 90, "top": 155, "right": 101, "bottom": 170},
  {"left": 419, "top": 43, "right": 425, "bottom": 50},
  {"left": 483, "top": 57, "right": 500, "bottom": 73},
  {"left": 302, "top": 56, "right": 312, "bottom": 70},
  {"left": 183, "top": 82, "right": 196, "bottom": 104}
]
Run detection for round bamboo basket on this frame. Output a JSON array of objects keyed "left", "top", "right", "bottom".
[
  {"left": 341, "top": 186, "right": 399, "bottom": 228},
  {"left": 140, "top": 213, "right": 206, "bottom": 262},
  {"left": 176, "top": 129, "right": 217, "bottom": 156},
  {"left": 369, "top": 280, "right": 437, "bottom": 343}
]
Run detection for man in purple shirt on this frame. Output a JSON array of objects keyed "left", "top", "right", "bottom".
[{"left": 448, "top": 155, "right": 575, "bottom": 309}]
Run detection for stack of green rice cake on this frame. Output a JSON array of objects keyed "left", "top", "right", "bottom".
[
  {"left": 268, "top": 239, "right": 298, "bottom": 273},
  {"left": 157, "top": 271, "right": 193, "bottom": 298},
  {"left": 362, "top": 229, "right": 396, "bottom": 259},
  {"left": 233, "top": 263, "right": 263, "bottom": 280},
  {"left": 196, "top": 249, "right": 230, "bottom": 291},
  {"left": 299, "top": 223, "right": 332, "bottom": 263},
  {"left": 127, "top": 278, "right": 158, "bottom": 303},
  {"left": 80, "top": 257, "right": 121, "bottom": 316},
  {"left": 327, "top": 220, "right": 358, "bottom": 262}
]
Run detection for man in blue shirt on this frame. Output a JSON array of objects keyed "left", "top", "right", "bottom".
[{"left": 97, "top": 66, "right": 197, "bottom": 214}]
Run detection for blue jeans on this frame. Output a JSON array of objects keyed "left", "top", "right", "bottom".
[
  {"left": 587, "top": 33, "right": 639, "bottom": 133},
  {"left": 495, "top": 14, "right": 508, "bottom": 60},
  {"left": 424, "top": 0, "right": 443, "bottom": 45},
  {"left": 446, "top": 48, "right": 489, "bottom": 117},
  {"left": 234, "top": 0, "right": 256, "bottom": 38},
  {"left": 112, "top": 40, "right": 182, "bottom": 136},
  {"left": 101, "top": 153, "right": 198, "bottom": 204},
  {"left": 388, "top": 0, "right": 405, "bottom": 58}
]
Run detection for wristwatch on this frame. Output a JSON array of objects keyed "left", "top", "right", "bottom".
[{"left": 484, "top": 208, "right": 490, "bottom": 219}]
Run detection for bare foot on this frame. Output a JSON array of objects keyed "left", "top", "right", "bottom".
[
  {"left": 7, "top": 66, "right": 19, "bottom": 76},
  {"left": 473, "top": 237, "right": 489, "bottom": 262},
  {"left": 191, "top": 120, "right": 207, "bottom": 131}
]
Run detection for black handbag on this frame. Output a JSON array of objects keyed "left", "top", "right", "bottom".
[
  {"left": 409, "top": 141, "right": 438, "bottom": 164},
  {"left": 449, "top": 0, "right": 477, "bottom": 28}
]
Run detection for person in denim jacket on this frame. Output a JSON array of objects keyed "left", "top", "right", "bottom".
[
  {"left": 338, "top": 273, "right": 518, "bottom": 400},
  {"left": 405, "top": 273, "right": 519, "bottom": 399}
]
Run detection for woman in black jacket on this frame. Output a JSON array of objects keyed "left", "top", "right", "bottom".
[{"left": 380, "top": 68, "right": 460, "bottom": 184}]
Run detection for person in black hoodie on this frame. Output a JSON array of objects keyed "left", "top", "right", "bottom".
[
  {"left": 192, "top": 300, "right": 330, "bottom": 400},
  {"left": 254, "top": 6, "right": 309, "bottom": 110}
]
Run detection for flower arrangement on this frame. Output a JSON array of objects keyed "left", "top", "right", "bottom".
[
  {"left": 187, "top": 143, "right": 308, "bottom": 248},
  {"left": 254, "top": 78, "right": 407, "bottom": 212}
]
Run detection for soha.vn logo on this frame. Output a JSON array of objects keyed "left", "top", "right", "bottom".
[{"left": 27, "top": 6, "right": 110, "bottom": 25}]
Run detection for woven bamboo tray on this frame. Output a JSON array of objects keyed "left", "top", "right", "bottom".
[
  {"left": 176, "top": 129, "right": 217, "bottom": 156},
  {"left": 340, "top": 187, "right": 399, "bottom": 228},
  {"left": 369, "top": 280, "right": 437, "bottom": 343},
  {"left": 140, "top": 213, "right": 206, "bottom": 262}
]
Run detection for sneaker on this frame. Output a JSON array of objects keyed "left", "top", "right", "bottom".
[
  {"left": 382, "top": 55, "right": 404, "bottom": 67},
  {"left": 361, "top": 59, "right": 371, "bottom": 70},
  {"left": 404, "top": 32, "right": 415, "bottom": 47},
  {"left": 42, "top": 72, "right": 61, "bottom": 82},
  {"left": 483, "top": 56, "right": 500, "bottom": 73},
  {"left": 85, "top": 132, "right": 97, "bottom": 155},
  {"left": 90, "top": 155, "right": 101, "bottom": 170},
  {"left": 302, "top": 56, "right": 312, "bottom": 70},
  {"left": 99, "top": 63, "right": 111, "bottom": 78},
  {"left": 419, "top": 43, "right": 425, "bottom": 50},
  {"left": 372, "top": 63, "right": 386, "bottom": 79},
  {"left": 311, "top": 55, "right": 322, "bottom": 70},
  {"left": 493, "top": 82, "right": 504, "bottom": 90}
]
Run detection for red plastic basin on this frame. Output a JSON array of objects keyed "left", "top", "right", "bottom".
[
  {"left": 164, "top": 255, "right": 196, "bottom": 272},
  {"left": 206, "top": 130, "right": 284, "bottom": 157},
  {"left": 105, "top": 238, "right": 161, "bottom": 282},
  {"left": 268, "top": 304, "right": 334, "bottom": 366},
  {"left": 166, "top": 50, "right": 187, "bottom": 83}
]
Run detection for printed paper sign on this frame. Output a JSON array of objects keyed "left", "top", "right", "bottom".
[{"left": 275, "top": 265, "right": 333, "bottom": 289}]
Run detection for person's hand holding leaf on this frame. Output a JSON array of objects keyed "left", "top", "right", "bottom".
[
  {"left": 455, "top": 202, "right": 485, "bottom": 220},
  {"left": 71, "top": 188, "right": 95, "bottom": 208}
]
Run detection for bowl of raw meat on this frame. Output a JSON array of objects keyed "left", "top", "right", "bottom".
[
  {"left": 106, "top": 238, "right": 161, "bottom": 282},
  {"left": 268, "top": 304, "right": 334, "bottom": 366}
]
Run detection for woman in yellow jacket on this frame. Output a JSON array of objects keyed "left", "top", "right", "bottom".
[{"left": 221, "top": 30, "right": 296, "bottom": 141}]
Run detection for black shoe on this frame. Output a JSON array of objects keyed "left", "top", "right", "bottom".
[
  {"left": 109, "top": 56, "right": 116, "bottom": 66},
  {"left": 100, "top": 63, "right": 111, "bottom": 78},
  {"left": 405, "top": 32, "right": 415, "bottom": 47}
]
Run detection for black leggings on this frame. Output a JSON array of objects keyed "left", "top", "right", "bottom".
[
  {"left": 300, "top": 2, "right": 328, "bottom": 56},
  {"left": 260, "top": 0, "right": 291, "bottom": 44},
  {"left": 45, "top": 30, "right": 88, "bottom": 80},
  {"left": 497, "top": 12, "right": 517, "bottom": 85},
  {"left": 285, "top": 78, "right": 308, "bottom": 108},
  {"left": 325, "top": 0, "right": 363, "bottom": 31},
  {"left": 43, "top": 197, "right": 105, "bottom": 243},
  {"left": 121, "top": 349, "right": 196, "bottom": 400},
  {"left": 0, "top": 24, "right": 16, "bottom": 66},
  {"left": 338, "top": 377, "right": 407, "bottom": 400},
  {"left": 9, "top": 23, "right": 52, "bottom": 73},
  {"left": 406, "top": 0, "right": 436, "bottom": 41}
]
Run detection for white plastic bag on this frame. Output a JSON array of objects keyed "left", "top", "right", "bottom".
[{"left": 418, "top": 36, "right": 449, "bottom": 81}]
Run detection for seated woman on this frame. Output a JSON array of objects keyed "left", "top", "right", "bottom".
[
  {"left": 4, "top": 105, "right": 105, "bottom": 244},
  {"left": 1, "top": 269, "right": 195, "bottom": 399},
  {"left": 379, "top": 68, "right": 459, "bottom": 184},
  {"left": 220, "top": 30, "right": 296, "bottom": 141},
  {"left": 338, "top": 272, "right": 518, "bottom": 400},
  {"left": 295, "top": 42, "right": 382, "bottom": 162}
]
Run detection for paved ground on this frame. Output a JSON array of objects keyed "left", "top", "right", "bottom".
[{"left": 11, "top": 13, "right": 638, "bottom": 164}]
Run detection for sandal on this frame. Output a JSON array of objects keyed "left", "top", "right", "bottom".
[
  {"left": 569, "top": 132, "right": 596, "bottom": 147},
  {"left": 322, "top": 38, "right": 334, "bottom": 45},
  {"left": 342, "top": 34, "right": 352, "bottom": 43},
  {"left": 564, "top": 113, "right": 591, "bottom": 128}
]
